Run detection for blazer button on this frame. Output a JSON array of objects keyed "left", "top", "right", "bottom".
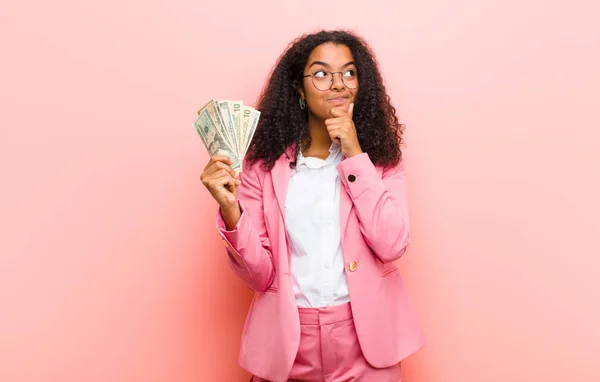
[
  {"left": 349, "top": 261, "right": 358, "bottom": 272},
  {"left": 348, "top": 174, "right": 356, "bottom": 182}
]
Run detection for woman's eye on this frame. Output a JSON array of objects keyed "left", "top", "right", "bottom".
[
  {"left": 314, "top": 70, "right": 328, "bottom": 78},
  {"left": 344, "top": 69, "right": 357, "bottom": 77}
]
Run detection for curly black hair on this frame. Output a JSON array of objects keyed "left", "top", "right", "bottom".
[{"left": 246, "top": 29, "right": 405, "bottom": 171}]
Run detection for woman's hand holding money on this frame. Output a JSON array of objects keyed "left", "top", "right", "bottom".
[{"left": 201, "top": 155, "right": 241, "bottom": 230}]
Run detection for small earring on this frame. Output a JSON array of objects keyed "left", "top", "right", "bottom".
[{"left": 299, "top": 97, "right": 306, "bottom": 110}]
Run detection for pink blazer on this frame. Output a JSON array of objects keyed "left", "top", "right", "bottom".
[{"left": 216, "top": 147, "right": 425, "bottom": 382}]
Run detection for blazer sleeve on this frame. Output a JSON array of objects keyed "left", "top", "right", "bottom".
[
  {"left": 215, "top": 161, "right": 275, "bottom": 292},
  {"left": 336, "top": 153, "right": 411, "bottom": 263}
]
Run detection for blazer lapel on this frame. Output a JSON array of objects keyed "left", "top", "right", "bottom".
[
  {"left": 270, "top": 148, "right": 294, "bottom": 220},
  {"left": 270, "top": 146, "right": 353, "bottom": 236},
  {"left": 339, "top": 168, "right": 353, "bottom": 239}
]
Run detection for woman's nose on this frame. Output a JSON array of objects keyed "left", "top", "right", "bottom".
[{"left": 330, "top": 72, "right": 346, "bottom": 91}]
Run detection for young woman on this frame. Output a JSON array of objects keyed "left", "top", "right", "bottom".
[{"left": 201, "top": 30, "right": 425, "bottom": 382}]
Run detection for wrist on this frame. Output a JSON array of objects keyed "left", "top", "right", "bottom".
[
  {"left": 220, "top": 201, "right": 240, "bottom": 215},
  {"left": 345, "top": 147, "right": 364, "bottom": 158},
  {"left": 220, "top": 202, "right": 241, "bottom": 230}
]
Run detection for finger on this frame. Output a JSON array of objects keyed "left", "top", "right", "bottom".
[
  {"left": 204, "top": 155, "right": 232, "bottom": 170},
  {"left": 327, "top": 126, "right": 343, "bottom": 142},
  {"left": 222, "top": 174, "right": 238, "bottom": 194},
  {"left": 214, "top": 168, "right": 237, "bottom": 183},
  {"left": 211, "top": 173, "right": 238, "bottom": 197},
  {"left": 203, "top": 169, "right": 234, "bottom": 190},
  {"left": 325, "top": 117, "right": 347, "bottom": 126},
  {"left": 204, "top": 166, "right": 234, "bottom": 183},
  {"left": 211, "top": 155, "right": 233, "bottom": 164},
  {"left": 330, "top": 107, "right": 348, "bottom": 118},
  {"left": 206, "top": 161, "right": 237, "bottom": 178},
  {"left": 348, "top": 103, "right": 354, "bottom": 118},
  {"left": 326, "top": 121, "right": 351, "bottom": 134},
  {"left": 326, "top": 123, "right": 343, "bottom": 133}
]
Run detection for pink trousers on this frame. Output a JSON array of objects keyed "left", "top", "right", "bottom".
[{"left": 253, "top": 302, "right": 401, "bottom": 382}]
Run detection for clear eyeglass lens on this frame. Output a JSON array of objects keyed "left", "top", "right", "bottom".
[{"left": 312, "top": 69, "right": 358, "bottom": 90}]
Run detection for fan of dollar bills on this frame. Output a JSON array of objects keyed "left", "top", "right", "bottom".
[{"left": 193, "top": 99, "right": 260, "bottom": 172}]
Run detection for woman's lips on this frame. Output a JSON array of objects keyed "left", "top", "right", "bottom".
[{"left": 327, "top": 97, "right": 348, "bottom": 104}]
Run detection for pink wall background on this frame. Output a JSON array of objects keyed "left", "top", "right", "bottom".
[{"left": 1, "top": 0, "right": 599, "bottom": 381}]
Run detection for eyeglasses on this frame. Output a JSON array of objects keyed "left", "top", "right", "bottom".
[{"left": 302, "top": 68, "right": 358, "bottom": 91}]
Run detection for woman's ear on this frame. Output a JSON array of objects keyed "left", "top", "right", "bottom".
[{"left": 293, "top": 80, "right": 305, "bottom": 100}]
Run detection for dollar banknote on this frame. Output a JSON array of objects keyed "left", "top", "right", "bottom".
[
  {"left": 226, "top": 101, "right": 243, "bottom": 153},
  {"left": 203, "top": 100, "right": 236, "bottom": 154},
  {"left": 194, "top": 99, "right": 260, "bottom": 172},
  {"left": 239, "top": 106, "right": 260, "bottom": 157},
  {"left": 194, "top": 105, "right": 241, "bottom": 171},
  {"left": 242, "top": 107, "right": 260, "bottom": 157},
  {"left": 216, "top": 100, "right": 238, "bottom": 152}
]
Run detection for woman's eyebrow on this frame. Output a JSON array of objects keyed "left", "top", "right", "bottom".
[{"left": 308, "top": 60, "right": 356, "bottom": 69}]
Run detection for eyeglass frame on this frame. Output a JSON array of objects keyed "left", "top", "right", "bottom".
[{"left": 302, "top": 68, "right": 359, "bottom": 91}]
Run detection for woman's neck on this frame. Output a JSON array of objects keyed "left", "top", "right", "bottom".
[{"left": 303, "top": 115, "right": 332, "bottom": 159}]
